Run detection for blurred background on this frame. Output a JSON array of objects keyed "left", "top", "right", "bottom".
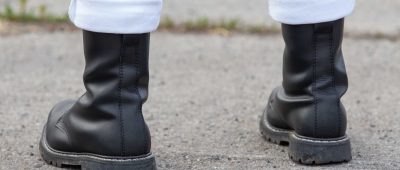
[{"left": 0, "top": 0, "right": 400, "bottom": 169}]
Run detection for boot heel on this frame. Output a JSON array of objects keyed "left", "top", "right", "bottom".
[{"left": 288, "top": 134, "right": 352, "bottom": 165}]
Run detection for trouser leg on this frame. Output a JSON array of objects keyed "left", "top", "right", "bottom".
[
  {"left": 68, "top": 0, "right": 163, "bottom": 33},
  {"left": 269, "top": 0, "right": 355, "bottom": 24}
]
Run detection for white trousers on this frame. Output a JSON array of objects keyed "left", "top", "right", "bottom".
[
  {"left": 68, "top": 0, "right": 163, "bottom": 34},
  {"left": 68, "top": 0, "right": 355, "bottom": 34},
  {"left": 269, "top": 0, "right": 355, "bottom": 25}
]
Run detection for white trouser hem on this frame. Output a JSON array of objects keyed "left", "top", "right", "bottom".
[
  {"left": 69, "top": 0, "right": 162, "bottom": 34},
  {"left": 269, "top": 0, "right": 355, "bottom": 25}
]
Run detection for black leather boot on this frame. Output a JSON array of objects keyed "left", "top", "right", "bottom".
[
  {"left": 260, "top": 19, "right": 352, "bottom": 164},
  {"left": 39, "top": 30, "right": 156, "bottom": 170}
]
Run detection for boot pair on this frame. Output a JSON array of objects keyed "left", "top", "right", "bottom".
[{"left": 40, "top": 18, "right": 351, "bottom": 169}]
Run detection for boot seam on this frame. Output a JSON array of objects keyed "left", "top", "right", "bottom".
[
  {"left": 119, "top": 34, "right": 126, "bottom": 156},
  {"left": 133, "top": 36, "right": 149, "bottom": 151},
  {"left": 329, "top": 26, "right": 341, "bottom": 136},
  {"left": 134, "top": 37, "right": 143, "bottom": 113},
  {"left": 312, "top": 26, "right": 318, "bottom": 138},
  {"left": 135, "top": 34, "right": 149, "bottom": 153}
]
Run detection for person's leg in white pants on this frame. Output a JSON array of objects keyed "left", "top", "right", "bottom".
[
  {"left": 269, "top": 0, "right": 355, "bottom": 24},
  {"left": 68, "top": 0, "right": 162, "bottom": 33},
  {"left": 260, "top": 0, "right": 356, "bottom": 165}
]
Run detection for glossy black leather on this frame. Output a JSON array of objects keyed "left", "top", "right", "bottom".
[
  {"left": 266, "top": 19, "right": 348, "bottom": 139},
  {"left": 45, "top": 30, "right": 151, "bottom": 157}
]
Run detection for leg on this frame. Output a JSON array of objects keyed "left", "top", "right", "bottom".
[
  {"left": 39, "top": 0, "right": 162, "bottom": 169},
  {"left": 68, "top": 0, "right": 162, "bottom": 33},
  {"left": 260, "top": 0, "right": 355, "bottom": 165},
  {"left": 269, "top": 0, "right": 355, "bottom": 25}
]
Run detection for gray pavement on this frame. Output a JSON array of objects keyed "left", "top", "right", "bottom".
[
  {"left": 1, "top": 0, "right": 400, "bottom": 35},
  {"left": 163, "top": 0, "right": 400, "bottom": 35},
  {"left": 1, "top": 31, "right": 400, "bottom": 169}
]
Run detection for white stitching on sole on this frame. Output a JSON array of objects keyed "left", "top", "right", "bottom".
[
  {"left": 291, "top": 134, "right": 349, "bottom": 143},
  {"left": 262, "top": 112, "right": 349, "bottom": 144},
  {"left": 262, "top": 112, "right": 291, "bottom": 133},
  {"left": 41, "top": 126, "right": 154, "bottom": 163},
  {"left": 264, "top": 119, "right": 291, "bottom": 133},
  {"left": 42, "top": 139, "right": 154, "bottom": 162}
]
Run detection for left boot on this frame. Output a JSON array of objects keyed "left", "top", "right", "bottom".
[
  {"left": 260, "top": 19, "right": 352, "bottom": 165},
  {"left": 39, "top": 31, "right": 156, "bottom": 170}
]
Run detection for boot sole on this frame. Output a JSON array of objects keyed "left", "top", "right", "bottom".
[
  {"left": 259, "top": 111, "right": 352, "bottom": 165},
  {"left": 39, "top": 126, "right": 157, "bottom": 170}
]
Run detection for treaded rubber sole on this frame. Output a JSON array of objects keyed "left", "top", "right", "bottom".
[
  {"left": 39, "top": 126, "right": 157, "bottom": 170},
  {"left": 260, "top": 111, "right": 352, "bottom": 165}
]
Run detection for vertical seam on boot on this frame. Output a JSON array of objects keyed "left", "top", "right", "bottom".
[
  {"left": 330, "top": 27, "right": 341, "bottom": 136},
  {"left": 134, "top": 38, "right": 143, "bottom": 113},
  {"left": 313, "top": 27, "right": 318, "bottom": 138},
  {"left": 134, "top": 34, "right": 148, "bottom": 152},
  {"left": 119, "top": 35, "right": 126, "bottom": 156}
]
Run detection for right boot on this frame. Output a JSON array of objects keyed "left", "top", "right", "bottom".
[
  {"left": 39, "top": 30, "right": 156, "bottom": 170},
  {"left": 259, "top": 19, "right": 352, "bottom": 165}
]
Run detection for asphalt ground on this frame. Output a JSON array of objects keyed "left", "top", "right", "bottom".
[{"left": 0, "top": 31, "right": 399, "bottom": 169}]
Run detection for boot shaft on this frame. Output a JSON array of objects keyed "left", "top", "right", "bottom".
[
  {"left": 269, "top": 19, "right": 349, "bottom": 138},
  {"left": 82, "top": 31, "right": 150, "bottom": 109},
  {"left": 62, "top": 31, "right": 152, "bottom": 156},
  {"left": 281, "top": 19, "right": 348, "bottom": 98}
]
